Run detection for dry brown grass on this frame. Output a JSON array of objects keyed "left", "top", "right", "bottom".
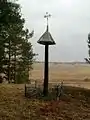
[
  {"left": 0, "top": 84, "right": 43, "bottom": 120},
  {"left": 1, "top": 62, "right": 90, "bottom": 119},
  {"left": 30, "top": 63, "right": 90, "bottom": 89},
  {"left": 0, "top": 84, "right": 90, "bottom": 120}
]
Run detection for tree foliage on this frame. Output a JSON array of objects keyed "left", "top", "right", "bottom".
[{"left": 0, "top": 0, "right": 35, "bottom": 83}]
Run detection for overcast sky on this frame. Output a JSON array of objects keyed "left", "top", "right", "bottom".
[{"left": 18, "top": 0, "right": 90, "bottom": 62}]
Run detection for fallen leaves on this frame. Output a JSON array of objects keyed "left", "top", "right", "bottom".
[{"left": 0, "top": 84, "right": 90, "bottom": 120}]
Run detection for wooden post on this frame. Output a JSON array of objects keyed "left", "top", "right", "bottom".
[
  {"left": 25, "top": 84, "right": 27, "bottom": 97},
  {"left": 43, "top": 45, "right": 49, "bottom": 96}
]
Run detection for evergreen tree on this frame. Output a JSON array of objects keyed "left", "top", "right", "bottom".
[
  {"left": 85, "top": 33, "right": 90, "bottom": 63},
  {"left": 0, "top": 0, "right": 35, "bottom": 83}
]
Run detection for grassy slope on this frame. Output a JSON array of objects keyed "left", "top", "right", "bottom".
[{"left": 0, "top": 84, "right": 90, "bottom": 120}]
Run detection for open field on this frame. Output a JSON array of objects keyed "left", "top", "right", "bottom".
[
  {"left": 30, "top": 62, "right": 90, "bottom": 89},
  {"left": 0, "top": 84, "right": 90, "bottom": 120}
]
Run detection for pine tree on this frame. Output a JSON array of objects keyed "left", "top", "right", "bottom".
[
  {"left": 0, "top": 0, "right": 35, "bottom": 83},
  {"left": 0, "top": 33, "right": 5, "bottom": 82},
  {"left": 17, "top": 30, "right": 34, "bottom": 83},
  {"left": 85, "top": 33, "right": 90, "bottom": 63}
]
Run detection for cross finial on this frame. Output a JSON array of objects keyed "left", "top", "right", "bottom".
[{"left": 44, "top": 12, "right": 51, "bottom": 31}]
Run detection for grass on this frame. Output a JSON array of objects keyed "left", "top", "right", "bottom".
[
  {"left": 31, "top": 63, "right": 90, "bottom": 81},
  {"left": 30, "top": 63, "right": 90, "bottom": 89},
  {"left": 0, "top": 84, "right": 90, "bottom": 120}
]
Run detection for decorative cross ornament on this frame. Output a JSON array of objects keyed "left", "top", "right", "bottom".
[{"left": 44, "top": 12, "right": 51, "bottom": 27}]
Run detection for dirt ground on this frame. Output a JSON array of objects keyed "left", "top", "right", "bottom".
[
  {"left": 30, "top": 62, "right": 90, "bottom": 89},
  {"left": 0, "top": 84, "right": 90, "bottom": 120}
]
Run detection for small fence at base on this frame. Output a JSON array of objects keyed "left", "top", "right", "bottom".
[{"left": 25, "top": 81, "right": 64, "bottom": 100}]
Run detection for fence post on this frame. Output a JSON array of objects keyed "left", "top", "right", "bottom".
[
  {"left": 25, "top": 84, "right": 27, "bottom": 97},
  {"left": 59, "top": 81, "right": 64, "bottom": 100},
  {"left": 35, "top": 80, "right": 37, "bottom": 88},
  {"left": 55, "top": 85, "right": 59, "bottom": 100}
]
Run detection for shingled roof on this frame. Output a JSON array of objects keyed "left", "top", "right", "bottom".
[{"left": 37, "top": 27, "right": 56, "bottom": 45}]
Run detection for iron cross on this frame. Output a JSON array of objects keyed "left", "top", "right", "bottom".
[{"left": 44, "top": 12, "right": 51, "bottom": 26}]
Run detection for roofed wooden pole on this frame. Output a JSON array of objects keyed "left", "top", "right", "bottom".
[
  {"left": 37, "top": 12, "right": 56, "bottom": 96},
  {"left": 44, "top": 44, "right": 49, "bottom": 96}
]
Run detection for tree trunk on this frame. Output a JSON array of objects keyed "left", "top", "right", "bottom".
[
  {"left": 14, "top": 45, "right": 16, "bottom": 83},
  {"left": 8, "top": 39, "right": 11, "bottom": 83}
]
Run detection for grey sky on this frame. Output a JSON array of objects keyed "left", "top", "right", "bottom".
[{"left": 18, "top": 0, "right": 90, "bottom": 62}]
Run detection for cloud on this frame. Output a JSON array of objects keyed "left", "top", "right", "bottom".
[{"left": 18, "top": 0, "right": 90, "bottom": 61}]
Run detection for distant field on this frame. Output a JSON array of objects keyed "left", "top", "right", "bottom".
[{"left": 30, "top": 62, "right": 90, "bottom": 89}]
